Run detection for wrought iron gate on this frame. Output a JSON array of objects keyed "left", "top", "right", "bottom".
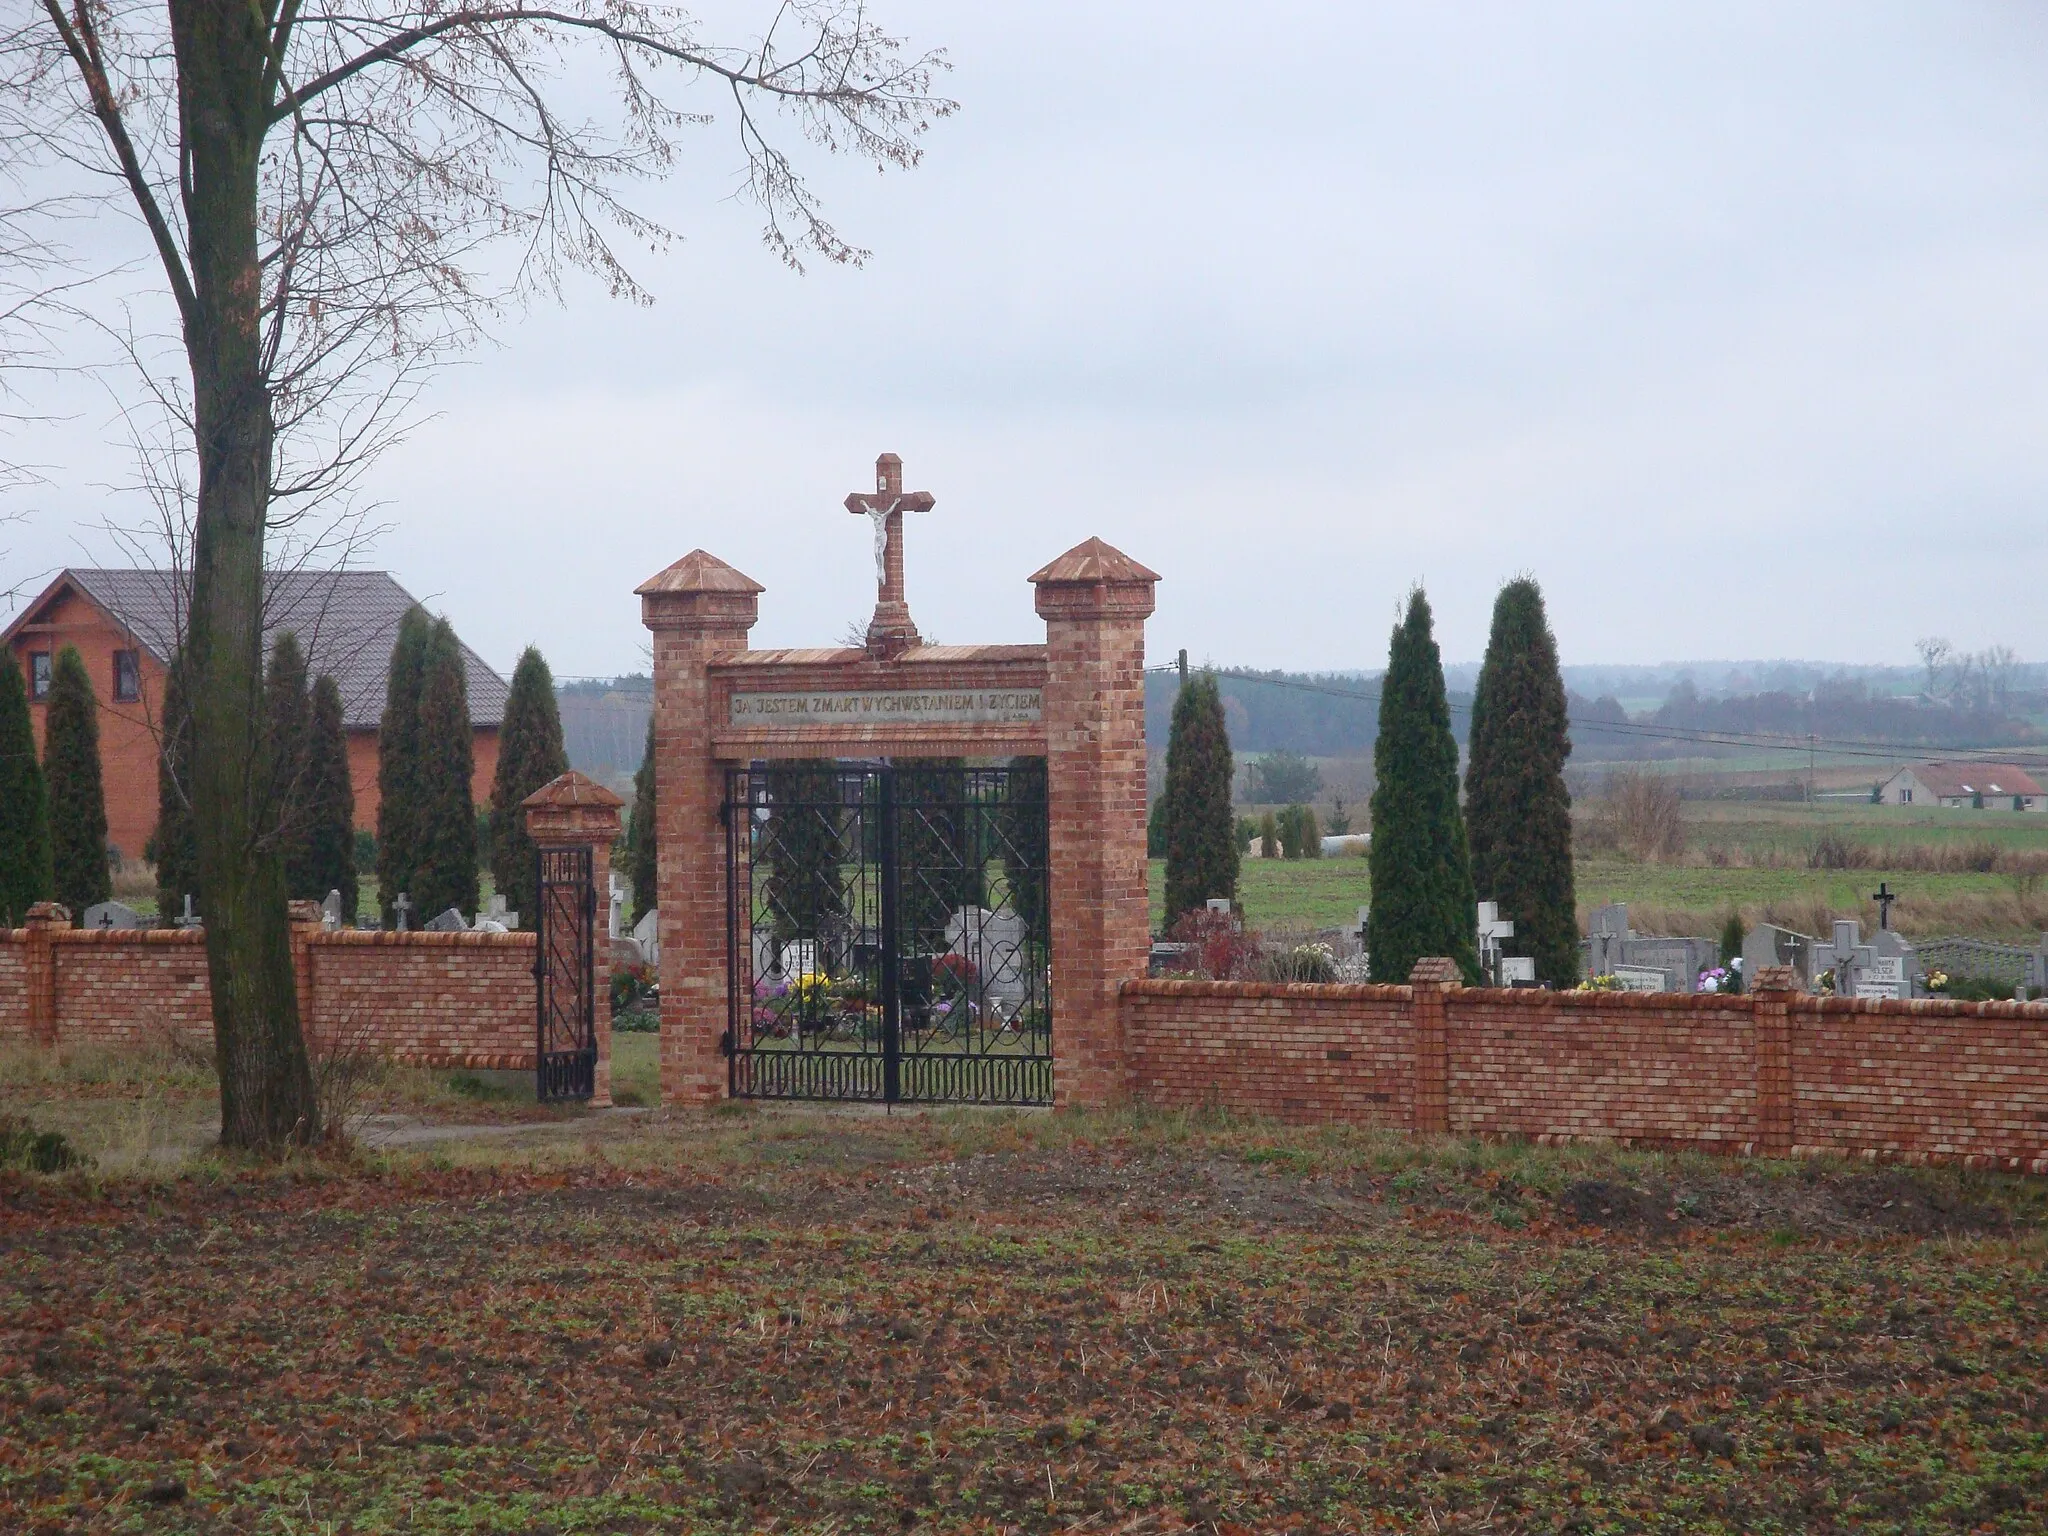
[
  {"left": 724, "top": 760, "right": 1052, "bottom": 1105},
  {"left": 534, "top": 845, "right": 597, "bottom": 1101}
]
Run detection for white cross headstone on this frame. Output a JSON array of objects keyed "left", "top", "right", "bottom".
[
  {"left": 394, "top": 893, "right": 412, "bottom": 932},
  {"left": 321, "top": 889, "right": 343, "bottom": 931},
  {"left": 1477, "top": 901, "right": 1515, "bottom": 984},
  {"left": 177, "top": 894, "right": 201, "bottom": 929}
]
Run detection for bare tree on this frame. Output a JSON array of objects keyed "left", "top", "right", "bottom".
[
  {"left": 3, "top": 1, "right": 953, "bottom": 1148},
  {"left": 1980, "top": 644, "right": 2019, "bottom": 713},
  {"left": 1915, "top": 636, "right": 1953, "bottom": 702}
]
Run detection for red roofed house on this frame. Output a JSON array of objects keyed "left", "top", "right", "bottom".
[
  {"left": 1878, "top": 761, "right": 2046, "bottom": 812},
  {"left": 2, "top": 569, "right": 507, "bottom": 864}
]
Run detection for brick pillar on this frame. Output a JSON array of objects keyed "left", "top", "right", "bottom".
[
  {"left": 24, "top": 902, "right": 68, "bottom": 1045},
  {"left": 523, "top": 770, "right": 626, "bottom": 1107},
  {"left": 1031, "top": 539, "right": 1159, "bottom": 1109},
  {"left": 1409, "top": 956, "right": 1461, "bottom": 1134},
  {"left": 1751, "top": 965, "right": 1801, "bottom": 1156},
  {"left": 287, "top": 901, "right": 322, "bottom": 1053},
  {"left": 638, "top": 551, "right": 763, "bottom": 1106}
]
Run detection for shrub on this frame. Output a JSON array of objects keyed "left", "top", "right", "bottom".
[
  {"left": 1166, "top": 906, "right": 1261, "bottom": 980},
  {"left": 1367, "top": 589, "right": 1476, "bottom": 982},
  {"left": 375, "top": 606, "right": 433, "bottom": 922},
  {"left": 1259, "top": 942, "right": 1337, "bottom": 983},
  {"left": 1160, "top": 673, "right": 1240, "bottom": 924},
  {"left": 1596, "top": 769, "right": 1685, "bottom": 862},
  {"left": 409, "top": 617, "right": 478, "bottom": 923},
  {"left": 302, "top": 676, "right": 358, "bottom": 918},
  {"left": 489, "top": 646, "right": 569, "bottom": 924},
  {"left": 0, "top": 1115, "right": 86, "bottom": 1173},
  {"left": 44, "top": 646, "right": 110, "bottom": 919},
  {"left": 0, "top": 654, "right": 51, "bottom": 926},
  {"left": 629, "top": 716, "right": 656, "bottom": 923}
]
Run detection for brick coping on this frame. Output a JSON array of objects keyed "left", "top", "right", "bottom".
[{"left": 11, "top": 926, "right": 536, "bottom": 949}]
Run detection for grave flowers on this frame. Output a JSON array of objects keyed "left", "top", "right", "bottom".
[{"left": 1696, "top": 965, "right": 1732, "bottom": 994}]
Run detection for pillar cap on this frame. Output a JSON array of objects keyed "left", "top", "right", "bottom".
[
  {"left": 1030, "top": 537, "right": 1158, "bottom": 621},
  {"left": 1408, "top": 956, "right": 1463, "bottom": 987},
  {"left": 1751, "top": 965, "right": 1804, "bottom": 994},
  {"left": 635, "top": 549, "right": 765, "bottom": 596},
  {"left": 522, "top": 769, "right": 625, "bottom": 812}
]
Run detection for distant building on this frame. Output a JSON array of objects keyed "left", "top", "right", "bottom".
[
  {"left": 1877, "top": 761, "right": 2045, "bottom": 811},
  {"left": 2, "top": 569, "right": 508, "bottom": 861}
]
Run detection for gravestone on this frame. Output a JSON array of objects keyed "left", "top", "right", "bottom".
[
  {"left": 425, "top": 906, "right": 469, "bottom": 933},
  {"left": 176, "top": 894, "right": 202, "bottom": 929},
  {"left": 946, "top": 905, "right": 1030, "bottom": 1023},
  {"left": 483, "top": 893, "right": 518, "bottom": 931},
  {"left": 607, "top": 874, "right": 629, "bottom": 940},
  {"left": 321, "top": 889, "right": 344, "bottom": 931},
  {"left": 82, "top": 900, "right": 143, "bottom": 930},
  {"left": 393, "top": 893, "right": 413, "bottom": 932},
  {"left": 632, "top": 907, "right": 659, "bottom": 967},
  {"left": 1580, "top": 903, "right": 1717, "bottom": 992}
]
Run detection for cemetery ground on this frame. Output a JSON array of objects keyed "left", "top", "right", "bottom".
[
  {"left": 6, "top": 1042, "right": 2048, "bottom": 1532},
  {"left": 1169, "top": 798, "right": 2048, "bottom": 943}
]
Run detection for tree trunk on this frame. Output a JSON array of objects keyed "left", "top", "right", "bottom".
[{"left": 171, "top": 0, "right": 319, "bottom": 1147}]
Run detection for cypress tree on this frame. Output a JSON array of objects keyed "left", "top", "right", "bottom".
[
  {"left": 0, "top": 655, "right": 51, "bottom": 925},
  {"left": 149, "top": 658, "right": 197, "bottom": 926},
  {"left": 1001, "top": 755, "right": 1049, "bottom": 936},
  {"left": 629, "top": 715, "right": 656, "bottom": 923},
  {"left": 302, "top": 676, "right": 358, "bottom": 919},
  {"left": 410, "top": 617, "right": 478, "bottom": 923},
  {"left": 1161, "top": 672, "right": 1239, "bottom": 925},
  {"left": 896, "top": 759, "right": 983, "bottom": 939},
  {"left": 1465, "top": 578, "right": 1578, "bottom": 986},
  {"left": 1367, "top": 590, "right": 1477, "bottom": 982},
  {"left": 44, "top": 646, "right": 110, "bottom": 920},
  {"left": 1258, "top": 809, "right": 1279, "bottom": 860},
  {"left": 375, "top": 606, "right": 433, "bottom": 922},
  {"left": 488, "top": 646, "right": 569, "bottom": 925},
  {"left": 263, "top": 630, "right": 314, "bottom": 893}
]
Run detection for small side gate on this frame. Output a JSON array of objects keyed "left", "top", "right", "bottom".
[
  {"left": 534, "top": 845, "right": 598, "bottom": 1101},
  {"left": 724, "top": 760, "right": 1052, "bottom": 1105}
]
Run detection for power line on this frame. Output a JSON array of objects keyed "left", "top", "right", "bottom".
[{"left": 1150, "top": 663, "right": 2048, "bottom": 767}]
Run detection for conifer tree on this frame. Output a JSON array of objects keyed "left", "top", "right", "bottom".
[
  {"left": 410, "top": 618, "right": 478, "bottom": 922},
  {"left": 149, "top": 658, "right": 197, "bottom": 926},
  {"left": 44, "top": 646, "right": 110, "bottom": 919},
  {"left": 1367, "top": 590, "right": 1477, "bottom": 982},
  {"left": 629, "top": 715, "right": 656, "bottom": 923},
  {"left": 0, "top": 655, "right": 51, "bottom": 925},
  {"left": 1161, "top": 672, "right": 1239, "bottom": 925},
  {"left": 488, "top": 646, "right": 569, "bottom": 925},
  {"left": 264, "top": 631, "right": 314, "bottom": 893},
  {"left": 1464, "top": 578, "right": 1578, "bottom": 986},
  {"left": 1258, "top": 810, "right": 1279, "bottom": 860},
  {"left": 375, "top": 607, "right": 433, "bottom": 922},
  {"left": 302, "top": 676, "right": 358, "bottom": 920}
]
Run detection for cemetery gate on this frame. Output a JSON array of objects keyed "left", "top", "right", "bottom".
[
  {"left": 723, "top": 760, "right": 1053, "bottom": 1105},
  {"left": 533, "top": 845, "right": 598, "bottom": 1101}
]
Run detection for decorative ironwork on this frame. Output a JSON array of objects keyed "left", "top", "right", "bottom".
[
  {"left": 725, "top": 760, "right": 1052, "bottom": 1105},
  {"left": 534, "top": 845, "right": 597, "bottom": 1100}
]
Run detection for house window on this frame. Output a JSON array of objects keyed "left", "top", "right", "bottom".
[
  {"left": 113, "top": 649, "right": 141, "bottom": 702},
  {"left": 28, "top": 651, "right": 50, "bottom": 701},
  {"left": 1900, "top": 788, "right": 1912, "bottom": 804}
]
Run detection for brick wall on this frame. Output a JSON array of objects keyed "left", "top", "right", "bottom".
[
  {"left": 0, "top": 923, "right": 540, "bottom": 1069},
  {"left": 1125, "top": 980, "right": 1413, "bottom": 1126},
  {"left": 1122, "top": 972, "right": 2048, "bottom": 1169}
]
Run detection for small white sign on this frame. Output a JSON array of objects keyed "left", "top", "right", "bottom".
[
  {"left": 1867, "top": 956, "right": 1903, "bottom": 985},
  {"left": 1612, "top": 965, "right": 1669, "bottom": 993},
  {"left": 1854, "top": 983, "right": 1901, "bottom": 1000},
  {"left": 729, "top": 688, "right": 1043, "bottom": 726}
]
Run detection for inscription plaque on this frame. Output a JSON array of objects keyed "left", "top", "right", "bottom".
[{"left": 729, "top": 688, "right": 1043, "bottom": 727}]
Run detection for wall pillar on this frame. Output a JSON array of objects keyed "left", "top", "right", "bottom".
[
  {"left": 287, "top": 900, "right": 322, "bottom": 1052},
  {"left": 24, "top": 902, "right": 67, "bottom": 1046},
  {"left": 1751, "top": 964, "right": 1801, "bottom": 1156},
  {"left": 522, "top": 770, "right": 626, "bottom": 1107},
  {"left": 638, "top": 552, "right": 763, "bottom": 1106},
  {"left": 1031, "top": 539, "right": 1159, "bottom": 1108},
  {"left": 1408, "top": 956, "right": 1460, "bottom": 1134}
]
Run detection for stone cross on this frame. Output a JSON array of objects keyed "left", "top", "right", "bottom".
[
  {"left": 844, "top": 451, "right": 936, "bottom": 658},
  {"left": 1872, "top": 881, "right": 1898, "bottom": 930},
  {"left": 394, "top": 892, "right": 412, "bottom": 933}
]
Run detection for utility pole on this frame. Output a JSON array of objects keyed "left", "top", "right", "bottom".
[
  {"left": 1808, "top": 733, "right": 1816, "bottom": 808},
  {"left": 1177, "top": 648, "right": 1188, "bottom": 688}
]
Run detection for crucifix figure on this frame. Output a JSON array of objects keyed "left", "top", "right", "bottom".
[
  {"left": 844, "top": 452, "right": 935, "bottom": 658},
  {"left": 1872, "top": 881, "right": 1898, "bottom": 931}
]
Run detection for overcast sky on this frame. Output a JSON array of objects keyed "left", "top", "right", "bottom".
[{"left": 10, "top": 2, "right": 2048, "bottom": 679}]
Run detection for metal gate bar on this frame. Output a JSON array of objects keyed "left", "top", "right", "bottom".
[
  {"left": 534, "top": 845, "right": 597, "bottom": 1101},
  {"left": 724, "top": 760, "right": 1051, "bottom": 1106}
]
